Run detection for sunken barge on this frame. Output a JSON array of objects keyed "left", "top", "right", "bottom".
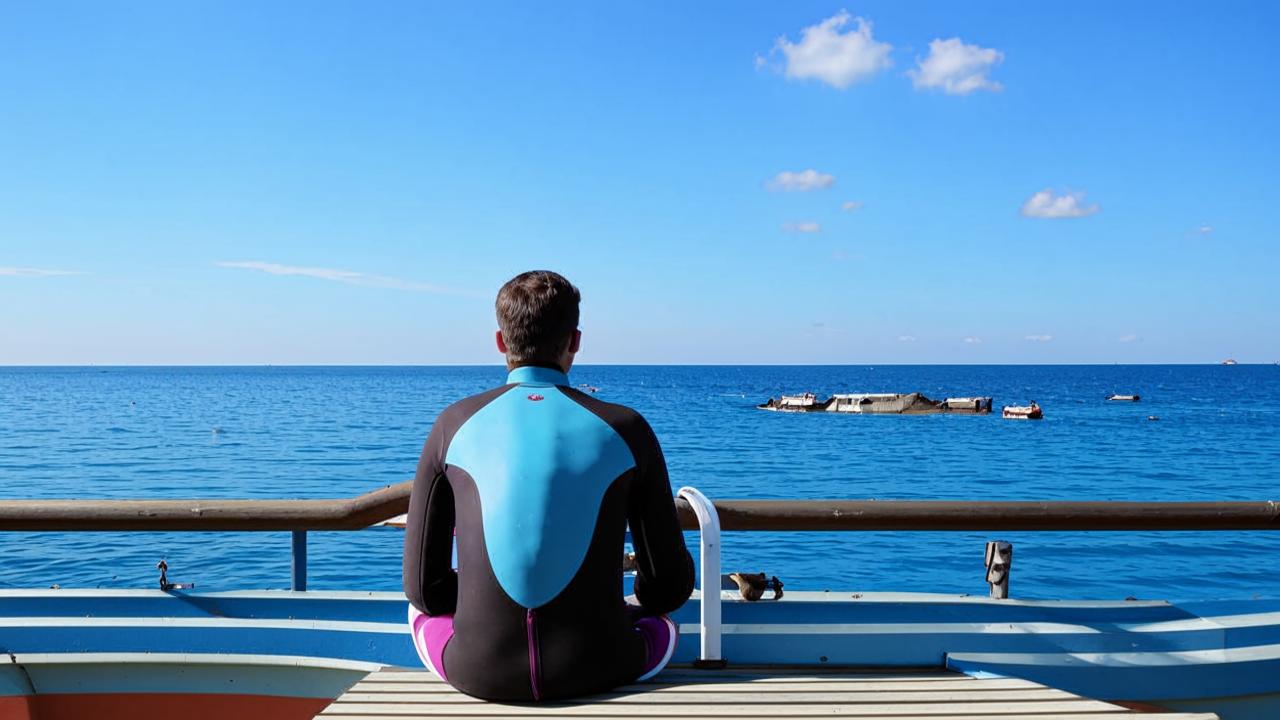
[{"left": 758, "top": 392, "right": 993, "bottom": 415}]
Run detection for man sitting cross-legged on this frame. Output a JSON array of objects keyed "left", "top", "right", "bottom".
[{"left": 403, "top": 270, "right": 695, "bottom": 701}]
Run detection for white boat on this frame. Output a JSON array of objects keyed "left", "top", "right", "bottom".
[
  {"left": 1003, "top": 402, "right": 1044, "bottom": 419},
  {"left": 3, "top": 486, "right": 1276, "bottom": 720},
  {"left": 4, "top": 587, "right": 1278, "bottom": 719}
]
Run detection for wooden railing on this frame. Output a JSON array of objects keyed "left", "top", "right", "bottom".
[
  {"left": 1, "top": 482, "right": 1275, "bottom": 591},
  {"left": 0, "top": 480, "right": 1276, "bottom": 532}
]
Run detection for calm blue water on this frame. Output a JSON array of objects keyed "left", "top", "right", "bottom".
[{"left": 1, "top": 365, "right": 1277, "bottom": 600}]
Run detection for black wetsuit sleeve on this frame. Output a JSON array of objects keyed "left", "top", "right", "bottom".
[
  {"left": 403, "top": 422, "right": 458, "bottom": 615},
  {"left": 627, "top": 417, "right": 695, "bottom": 615}
]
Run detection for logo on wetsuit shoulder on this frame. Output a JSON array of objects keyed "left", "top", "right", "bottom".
[{"left": 527, "top": 393, "right": 545, "bottom": 401}]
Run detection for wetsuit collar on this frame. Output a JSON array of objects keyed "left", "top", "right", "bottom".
[{"left": 507, "top": 365, "right": 569, "bottom": 387}]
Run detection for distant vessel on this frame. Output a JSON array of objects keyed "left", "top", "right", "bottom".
[
  {"left": 759, "top": 392, "right": 992, "bottom": 415},
  {"left": 1107, "top": 394, "right": 1140, "bottom": 402},
  {"left": 1222, "top": 359, "right": 1238, "bottom": 365},
  {"left": 1002, "top": 402, "right": 1043, "bottom": 420},
  {"left": 761, "top": 392, "right": 821, "bottom": 412}
]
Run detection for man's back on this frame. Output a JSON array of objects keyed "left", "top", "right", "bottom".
[{"left": 404, "top": 365, "right": 694, "bottom": 701}]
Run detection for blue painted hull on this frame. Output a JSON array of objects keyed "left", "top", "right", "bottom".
[{"left": 2, "top": 589, "right": 1278, "bottom": 719}]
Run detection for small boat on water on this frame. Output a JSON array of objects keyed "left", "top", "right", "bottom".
[
  {"left": 1108, "top": 394, "right": 1141, "bottom": 401},
  {"left": 760, "top": 392, "right": 993, "bottom": 415},
  {"left": 1223, "top": 359, "right": 1238, "bottom": 365},
  {"left": 1002, "top": 402, "right": 1043, "bottom": 420}
]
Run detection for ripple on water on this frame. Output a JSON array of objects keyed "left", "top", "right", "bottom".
[{"left": 0, "top": 364, "right": 1277, "bottom": 598}]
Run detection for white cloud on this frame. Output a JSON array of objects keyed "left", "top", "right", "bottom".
[
  {"left": 1025, "top": 334, "right": 1053, "bottom": 342},
  {"left": 216, "top": 261, "right": 469, "bottom": 295},
  {"left": 1118, "top": 334, "right": 1139, "bottom": 343},
  {"left": 0, "top": 266, "right": 83, "bottom": 277},
  {"left": 909, "top": 37, "right": 1004, "bottom": 95},
  {"left": 1020, "top": 189, "right": 1100, "bottom": 219},
  {"left": 782, "top": 221, "right": 822, "bottom": 233},
  {"left": 963, "top": 336, "right": 983, "bottom": 344},
  {"left": 767, "top": 169, "right": 836, "bottom": 192},
  {"left": 898, "top": 335, "right": 916, "bottom": 342},
  {"left": 1197, "top": 224, "right": 1213, "bottom": 234},
  {"left": 841, "top": 200, "right": 863, "bottom": 212},
  {"left": 771, "top": 11, "right": 893, "bottom": 89}
]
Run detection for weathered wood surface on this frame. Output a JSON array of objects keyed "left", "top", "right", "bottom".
[
  {"left": 318, "top": 667, "right": 1219, "bottom": 719},
  {"left": 0, "top": 478, "right": 1276, "bottom": 532}
]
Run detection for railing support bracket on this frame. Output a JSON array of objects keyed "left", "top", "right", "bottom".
[
  {"left": 292, "top": 530, "right": 308, "bottom": 592},
  {"left": 985, "top": 540, "right": 1012, "bottom": 599}
]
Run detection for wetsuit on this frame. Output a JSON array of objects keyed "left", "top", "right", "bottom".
[{"left": 403, "top": 365, "right": 695, "bottom": 701}]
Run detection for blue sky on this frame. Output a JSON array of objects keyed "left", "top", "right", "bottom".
[{"left": 2, "top": 2, "right": 1276, "bottom": 364}]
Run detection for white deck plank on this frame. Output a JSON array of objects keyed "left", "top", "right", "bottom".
[
  {"left": 362, "top": 670, "right": 966, "bottom": 684},
  {"left": 322, "top": 700, "right": 1133, "bottom": 715},
  {"left": 348, "top": 679, "right": 1049, "bottom": 694},
  {"left": 320, "top": 712, "right": 1218, "bottom": 717},
  {"left": 321, "top": 668, "right": 1218, "bottom": 719},
  {"left": 337, "top": 688, "right": 1080, "bottom": 703}
]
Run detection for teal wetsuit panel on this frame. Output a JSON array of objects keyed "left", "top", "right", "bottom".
[{"left": 446, "top": 371, "right": 636, "bottom": 609}]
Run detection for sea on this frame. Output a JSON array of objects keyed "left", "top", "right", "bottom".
[{"left": 1, "top": 365, "right": 1277, "bottom": 601}]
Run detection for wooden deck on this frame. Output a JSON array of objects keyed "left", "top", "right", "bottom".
[{"left": 319, "top": 667, "right": 1219, "bottom": 719}]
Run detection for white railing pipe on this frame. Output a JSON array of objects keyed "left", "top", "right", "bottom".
[{"left": 676, "top": 486, "right": 721, "bottom": 665}]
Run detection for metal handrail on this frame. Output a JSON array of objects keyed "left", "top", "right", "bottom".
[
  {"left": 2, "top": 485, "right": 1275, "bottom": 593},
  {"left": 0, "top": 481, "right": 1276, "bottom": 532},
  {"left": 0, "top": 482, "right": 414, "bottom": 532},
  {"left": 677, "top": 486, "right": 722, "bottom": 667}
]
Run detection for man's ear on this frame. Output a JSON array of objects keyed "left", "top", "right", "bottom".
[
  {"left": 495, "top": 330, "right": 508, "bottom": 354},
  {"left": 568, "top": 329, "right": 581, "bottom": 354}
]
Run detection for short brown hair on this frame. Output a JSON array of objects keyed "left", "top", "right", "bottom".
[{"left": 495, "top": 271, "right": 581, "bottom": 365}]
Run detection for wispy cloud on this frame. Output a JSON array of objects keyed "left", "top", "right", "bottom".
[
  {"left": 0, "top": 266, "right": 84, "bottom": 277},
  {"left": 1020, "top": 189, "right": 1100, "bottom": 219},
  {"left": 782, "top": 221, "right": 822, "bottom": 233},
  {"left": 1025, "top": 334, "right": 1053, "bottom": 342},
  {"left": 216, "top": 261, "right": 472, "bottom": 295},
  {"left": 963, "top": 336, "right": 983, "bottom": 344},
  {"left": 806, "top": 321, "right": 844, "bottom": 339},
  {"left": 767, "top": 169, "right": 836, "bottom": 192},
  {"left": 841, "top": 200, "right": 863, "bottom": 212},
  {"left": 909, "top": 37, "right": 1004, "bottom": 95},
  {"left": 767, "top": 11, "right": 893, "bottom": 89},
  {"left": 898, "top": 335, "right": 917, "bottom": 342},
  {"left": 1196, "top": 224, "right": 1213, "bottom": 235},
  {"left": 1118, "top": 334, "right": 1140, "bottom": 343}
]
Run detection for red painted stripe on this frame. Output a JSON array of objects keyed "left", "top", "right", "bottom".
[
  {"left": 29, "top": 692, "right": 331, "bottom": 720},
  {"left": 0, "top": 694, "right": 37, "bottom": 720}
]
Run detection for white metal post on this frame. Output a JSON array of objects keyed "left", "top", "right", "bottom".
[{"left": 676, "top": 486, "right": 721, "bottom": 665}]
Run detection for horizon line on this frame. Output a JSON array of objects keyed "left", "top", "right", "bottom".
[{"left": 0, "top": 362, "right": 1273, "bottom": 369}]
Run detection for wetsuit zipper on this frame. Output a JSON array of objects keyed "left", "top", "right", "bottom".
[{"left": 525, "top": 609, "right": 542, "bottom": 700}]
